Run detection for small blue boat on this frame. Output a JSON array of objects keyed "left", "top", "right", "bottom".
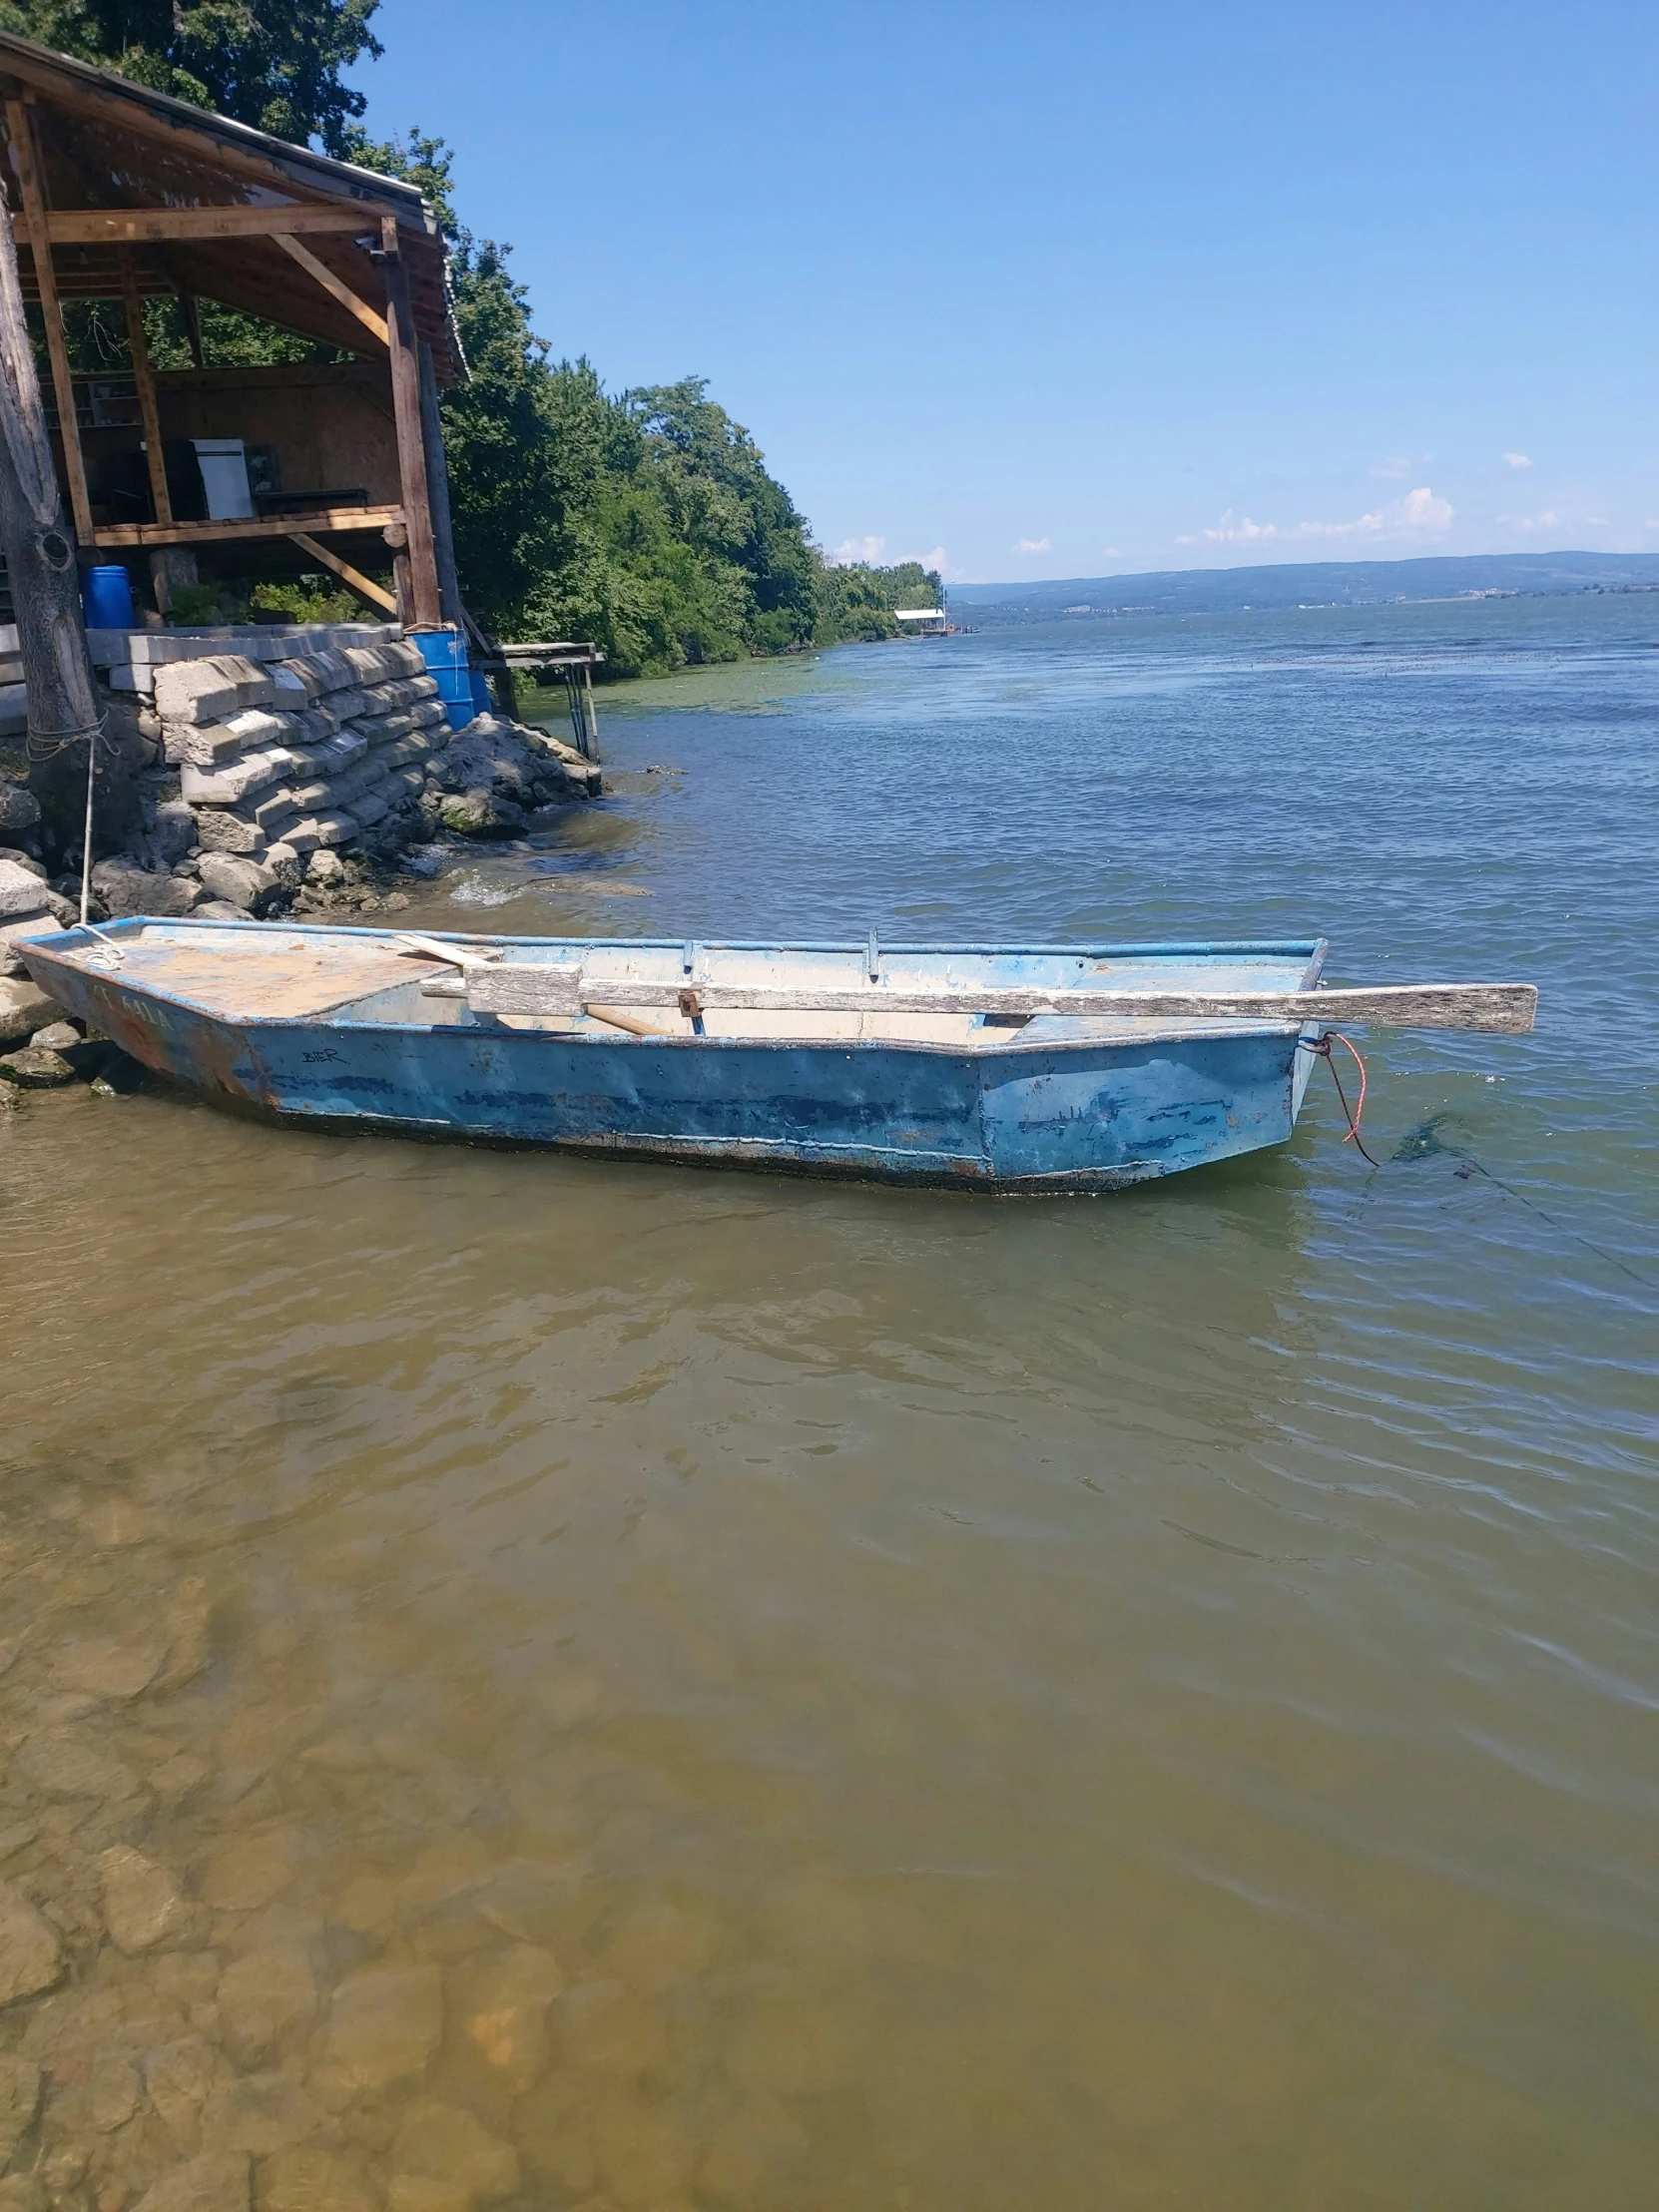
[{"left": 21, "top": 919, "right": 1535, "bottom": 1191}]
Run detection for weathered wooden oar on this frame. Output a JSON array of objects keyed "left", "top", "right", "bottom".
[{"left": 465, "top": 968, "right": 1538, "bottom": 1034}]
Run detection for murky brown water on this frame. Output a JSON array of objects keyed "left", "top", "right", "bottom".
[{"left": 1, "top": 602, "right": 1655, "bottom": 2209}]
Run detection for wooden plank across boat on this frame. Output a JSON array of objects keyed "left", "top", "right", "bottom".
[{"left": 20, "top": 919, "right": 1537, "bottom": 1191}]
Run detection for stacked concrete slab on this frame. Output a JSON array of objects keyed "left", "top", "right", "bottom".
[
  {"left": 152, "top": 640, "right": 451, "bottom": 900},
  {"left": 79, "top": 624, "right": 447, "bottom": 907},
  {"left": 0, "top": 621, "right": 601, "bottom": 923}
]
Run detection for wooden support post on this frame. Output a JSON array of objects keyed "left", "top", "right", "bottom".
[
  {"left": 119, "top": 252, "right": 171, "bottom": 527},
  {"left": 416, "top": 339, "right": 462, "bottom": 625},
  {"left": 384, "top": 516, "right": 412, "bottom": 628},
  {"left": 180, "top": 291, "right": 205, "bottom": 368},
  {"left": 379, "top": 217, "right": 440, "bottom": 628},
  {"left": 0, "top": 141, "right": 106, "bottom": 856},
  {"left": 147, "top": 546, "right": 196, "bottom": 617},
  {"left": 4, "top": 96, "right": 92, "bottom": 542},
  {"left": 288, "top": 530, "right": 396, "bottom": 615}
]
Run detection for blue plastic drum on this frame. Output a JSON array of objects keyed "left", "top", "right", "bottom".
[
  {"left": 410, "top": 628, "right": 480, "bottom": 732},
  {"left": 82, "top": 564, "right": 135, "bottom": 630}
]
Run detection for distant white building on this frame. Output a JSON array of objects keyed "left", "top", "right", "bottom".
[{"left": 893, "top": 606, "right": 948, "bottom": 636}]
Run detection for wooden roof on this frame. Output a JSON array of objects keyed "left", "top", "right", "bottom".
[{"left": 0, "top": 29, "right": 461, "bottom": 381}]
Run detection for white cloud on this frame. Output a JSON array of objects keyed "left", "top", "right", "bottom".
[
  {"left": 1502, "top": 452, "right": 1533, "bottom": 470},
  {"left": 1012, "top": 536, "right": 1050, "bottom": 555},
  {"left": 890, "top": 545, "right": 957, "bottom": 577},
  {"left": 1296, "top": 512, "right": 1384, "bottom": 539},
  {"left": 1302, "top": 486, "right": 1454, "bottom": 538},
  {"left": 1400, "top": 486, "right": 1455, "bottom": 530},
  {"left": 829, "top": 535, "right": 886, "bottom": 566},
  {"left": 1200, "top": 511, "right": 1280, "bottom": 543},
  {"left": 1183, "top": 487, "right": 1454, "bottom": 549},
  {"left": 1100, "top": 547, "right": 1122, "bottom": 558},
  {"left": 1371, "top": 456, "right": 1411, "bottom": 479},
  {"left": 1496, "top": 510, "right": 1558, "bottom": 533}
]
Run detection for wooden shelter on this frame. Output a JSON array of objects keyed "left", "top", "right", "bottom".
[{"left": 0, "top": 27, "right": 463, "bottom": 628}]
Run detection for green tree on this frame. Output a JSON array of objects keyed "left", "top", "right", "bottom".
[
  {"left": 0, "top": 0, "right": 382, "bottom": 153},
  {"left": 813, "top": 557, "right": 942, "bottom": 642},
  {"left": 627, "top": 379, "right": 819, "bottom": 654}
]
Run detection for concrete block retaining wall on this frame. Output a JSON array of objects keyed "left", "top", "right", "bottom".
[{"left": 0, "top": 621, "right": 601, "bottom": 950}]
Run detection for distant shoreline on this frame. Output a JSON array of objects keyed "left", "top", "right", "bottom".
[{"left": 949, "top": 549, "right": 1659, "bottom": 623}]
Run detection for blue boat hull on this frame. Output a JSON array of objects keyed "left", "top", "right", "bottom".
[{"left": 25, "top": 923, "right": 1326, "bottom": 1192}]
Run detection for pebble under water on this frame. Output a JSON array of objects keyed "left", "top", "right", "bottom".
[{"left": 0, "top": 595, "right": 1654, "bottom": 2210}]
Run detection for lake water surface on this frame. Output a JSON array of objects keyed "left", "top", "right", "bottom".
[{"left": 1, "top": 597, "right": 1654, "bottom": 2208}]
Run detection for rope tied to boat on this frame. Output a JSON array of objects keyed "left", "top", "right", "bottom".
[{"left": 1299, "top": 1029, "right": 1379, "bottom": 1165}]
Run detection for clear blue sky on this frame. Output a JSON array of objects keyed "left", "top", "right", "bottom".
[{"left": 355, "top": 0, "right": 1657, "bottom": 584}]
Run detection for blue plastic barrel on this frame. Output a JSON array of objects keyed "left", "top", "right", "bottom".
[
  {"left": 83, "top": 564, "right": 135, "bottom": 630},
  {"left": 410, "top": 628, "right": 479, "bottom": 732}
]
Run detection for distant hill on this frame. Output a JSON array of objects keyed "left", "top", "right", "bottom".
[{"left": 948, "top": 551, "right": 1659, "bottom": 623}]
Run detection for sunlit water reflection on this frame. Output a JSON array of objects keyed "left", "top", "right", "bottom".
[{"left": 0, "top": 597, "right": 1653, "bottom": 2207}]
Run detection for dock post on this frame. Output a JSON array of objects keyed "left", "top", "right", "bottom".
[
  {"left": 563, "top": 665, "right": 589, "bottom": 759},
  {"left": 582, "top": 662, "right": 600, "bottom": 761}
]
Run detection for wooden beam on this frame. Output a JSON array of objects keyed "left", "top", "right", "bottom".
[
  {"left": 465, "top": 973, "right": 1542, "bottom": 1036},
  {"left": 379, "top": 217, "right": 440, "bottom": 628},
  {"left": 288, "top": 530, "right": 396, "bottom": 614},
  {"left": 12, "top": 204, "right": 369, "bottom": 246},
  {"left": 271, "top": 232, "right": 387, "bottom": 346},
  {"left": 0, "top": 50, "right": 458, "bottom": 374},
  {"left": 0, "top": 47, "right": 427, "bottom": 227},
  {"left": 92, "top": 501, "right": 401, "bottom": 548},
  {"left": 119, "top": 251, "right": 171, "bottom": 527},
  {"left": 4, "top": 97, "right": 91, "bottom": 541}
]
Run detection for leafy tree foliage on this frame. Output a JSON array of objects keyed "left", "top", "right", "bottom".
[
  {"left": 0, "top": 0, "right": 382, "bottom": 153},
  {"left": 815, "top": 558, "right": 945, "bottom": 642}
]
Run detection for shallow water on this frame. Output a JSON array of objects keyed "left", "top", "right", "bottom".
[{"left": 1, "top": 596, "right": 1654, "bottom": 2208}]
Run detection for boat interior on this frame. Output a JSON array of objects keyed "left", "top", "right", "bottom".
[{"left": 48, "top": 921, "right": 1331, "bottom": 1050}]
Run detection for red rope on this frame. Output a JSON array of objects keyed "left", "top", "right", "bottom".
[
  {"left": 1328, "top": 1031, "right": 1369, "bottom": 1147},
  {"left": 1302, "top": 1029, "right": 1379, "bottom": 1165}
]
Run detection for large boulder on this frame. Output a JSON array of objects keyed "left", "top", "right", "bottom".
[
  {"left": 197, "top": 850, "right": 278, "bottom": 913},
  {"left": 0, "top": 781, "right": 40, "bottom": 839},
  {"left": 0, "top": 1043, "right": 79, "bottom": 1088},
  {"left": 0, "top": 915, "right": 61, "bottom": 978},
  {"left": 0, "top": 857, "right": 72, "bottom": 922},
  {"left": 427, "top": 715, "right": 594, "bottom": 830},
  {"left": 89, "top": 857, "right": 204, "bottom": 919},
  {"left": 0, "top": 977, "right": 61, "bottom": 1046},
  {"left": 434, "top": 789, "right": 525, "bottom": 838}
]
